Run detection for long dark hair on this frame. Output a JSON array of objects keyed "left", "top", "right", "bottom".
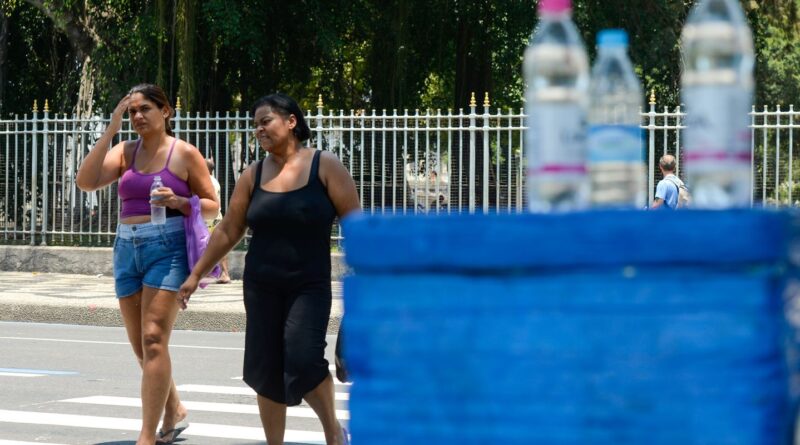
[
  {"left": 129, "top": 83, "right": 174, "bottom": 136},
  {"left": 250, "top": 93, "right": 311, "bottom": 142}
]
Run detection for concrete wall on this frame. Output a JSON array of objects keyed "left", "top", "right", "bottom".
[{"left": 0, "top": 245, "right": 348, "bottom": 280}]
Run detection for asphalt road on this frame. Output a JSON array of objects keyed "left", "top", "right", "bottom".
[{"left": 0, "top": 321, "right": 348, "bottom": 444}]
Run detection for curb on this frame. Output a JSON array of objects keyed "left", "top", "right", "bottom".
[{"left": 0, "top": 302, "right": 344, "bottom": 334}]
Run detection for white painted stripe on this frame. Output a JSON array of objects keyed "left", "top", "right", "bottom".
[
  {"left": 63, "top": 396, "right": 350, "bottom": 420},
  {"left": 0, "top": 410, "right": 324, "bottom": 443},
  {"left": 177, "top": 384, "right": 350, "bottom": 401},
  {"left": 0, "top": 336, "right": 244, "bottom": 351},
  {"left": 0, "top": 441, "right": 69, "bottom": 445},
  {"left": 0, "top": 368, "right": 77, "bottom": 375},
  {"left": 0, "top": 372, "right": 44, "bottom": 378}
]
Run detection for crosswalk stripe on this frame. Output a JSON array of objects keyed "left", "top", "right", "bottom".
[
  {"left": 177, "top": 384, "right": 350, "bottom": 401},
  {"left": 0, "top": 372, "right": 43, "bottom": 377},
  {"left": 0, "top": 410, "right": 325, "bottom": 443},
  {"left": 63, "top": 395, "right": 350, "bottom": 420},
  {"left": 0, "top": 368, "right": 77, "bottom": 376},
  {"left": 0, "top": 441, "right": 69, "bottom": 445}
]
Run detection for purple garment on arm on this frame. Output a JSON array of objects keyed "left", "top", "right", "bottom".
[{"left": 184, "top": 195, "right": 221, "bottom": 288}]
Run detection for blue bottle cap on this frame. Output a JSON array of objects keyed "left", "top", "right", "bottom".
[{"left": 597, "top": 29, "right": 629, "bottom": 47}]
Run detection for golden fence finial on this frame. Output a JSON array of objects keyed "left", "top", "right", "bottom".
[
  {"left": 483, "top": 92, "right": 490, "bottom": 108},
  {"left": 470, "top": 92, "right": 476, "bottom": 107},
  {"left": 44, "top": 99, "right": 50, "bottom": 113},
  {"left": 317, "top": 94, "right": 324, "bottom": 108},
  {"left": 32, "top": 100, "right": 38, "bottom": 113},
  {"left": 175, "top": 97, "right": 182, "bottom": 111},
  {"left": 649, "top": 89, "right": 656, "bottom": 105}
]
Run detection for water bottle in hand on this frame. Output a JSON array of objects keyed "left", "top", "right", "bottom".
[{"left": 150, "top": 176, "right": 166, "bottom": 225}]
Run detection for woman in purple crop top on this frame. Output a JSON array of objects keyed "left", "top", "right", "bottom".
[{"left": 76, "top": 84, "right": 218, "bottom": 445}]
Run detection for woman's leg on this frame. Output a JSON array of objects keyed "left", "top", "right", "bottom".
[
  {"left": 284, "top": 282, "right": 344, "bottom": 445},
  {"left": 135, "top": 286, "right": 180, "bottom": 445},
  {"left": 303, "top": 375, "right": 345, "bottom": 445},
  {"left": 257, "top": 395, "right": 287, "bottom": 445},
  {"left": 119, "top": 293, "right": 186, "bottom": 436}
]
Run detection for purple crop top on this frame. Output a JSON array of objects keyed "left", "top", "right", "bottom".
[{"left": 118, "top": 138, "right": 191, "bottom": 218}]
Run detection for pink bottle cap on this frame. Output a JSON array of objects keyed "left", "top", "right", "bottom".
[{"left": 539, "top": 0, "right": 572, "bottom": 13}]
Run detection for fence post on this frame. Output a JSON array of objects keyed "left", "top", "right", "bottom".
[
  {"left": 469, "top": 92, "right": 476, "bottom": 213},
  {"left": 30, "top": 100, "right": 38, "bottom": 246},
  {"left": 482, "top": 92, "right": 490, "bottom": 213},
  {"left": 174, "top": 97, "right": 182, "bottom": 136},
  {"left": 647, "top": 90, "right": 656, "bottom": 205},
  {"left": 750, "top": 105, "right": 755, "bottom": 207},
  {"left": 316, "top": 95, "right": 324, "bottom": 151},
  {"left": 519, "top": 107, "right": 525, "bottom": 211},
  {"left": 763, "top": 105, "right": 768, "bottom": 205},
  {"left": 40, "top": 100, "right": 50, "bottom": 246},
  {"left": 789, "top": 105, "right": 794, "bottom": 206},
  {"left": 775, "top": 104, "right": 781, "bottom": 205}
]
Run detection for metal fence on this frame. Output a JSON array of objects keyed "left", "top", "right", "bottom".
[{"left": 0, "top": 95, "right": 796, "bottom": 246}]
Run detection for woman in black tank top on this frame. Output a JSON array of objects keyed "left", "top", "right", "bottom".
[{"left": 178, "top": 93, "right": 360, "bottom": 445}]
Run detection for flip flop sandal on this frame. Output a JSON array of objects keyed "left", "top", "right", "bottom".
[{"left": 156, "top": 420, "right": 189, "bottom": 444}]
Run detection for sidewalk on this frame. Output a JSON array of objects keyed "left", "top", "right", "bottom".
[{"left": 0, "top": 271, "right": 344, "bottom": 333}]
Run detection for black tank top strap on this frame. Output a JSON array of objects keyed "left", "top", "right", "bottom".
[
  {"left": 309, "top": 150, "right": 322, "bottom": 187},
  {"left": 252, "top": 159, "right": 264, "bottom": 197}
]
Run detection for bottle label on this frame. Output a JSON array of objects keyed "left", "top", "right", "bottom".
[
  {"left": 682, "top": 85, "right": 752, "bottom": 171},
  {"left": 587, "top": 125, "right": 643, "bottom": 163},
  {"left": 526, "top": 102, "right": 587, "bottom": 175}
]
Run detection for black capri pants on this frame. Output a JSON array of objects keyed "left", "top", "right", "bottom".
[{"left": 242, "top": 279, "right": 332, "bottom": 406}]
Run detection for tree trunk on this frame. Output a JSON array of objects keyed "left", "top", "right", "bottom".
[
  {"left": 74, "top": 56, "right": 94, "bottom": 119},
  {"left": 177, "top": 0, "right": 196, "bottom": 111},
  {"left": 156, "top": 0, "right": 169, "bottom": 89}
]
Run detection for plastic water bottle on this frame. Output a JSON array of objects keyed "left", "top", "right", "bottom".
[
  {"left": 681, "top": 0, "right": 754, "bottom": 208},
  {"left": 150, "top": 176, "right": 166, "bottom": 225},
  {"left": 523, "top": 0, "right": 589, "bottom": 212},
  {"left": 588, "top": 29, "right": 645, "bottom": 208}
]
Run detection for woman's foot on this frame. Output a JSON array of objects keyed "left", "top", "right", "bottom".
[
  {"left": 216, "top": 272, "right": 231, "bottom": 284},
  {"left": 159, "top": 404, "right": 188, "bottom": 441}
]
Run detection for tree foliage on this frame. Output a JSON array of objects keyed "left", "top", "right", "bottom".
[{"left": 0, "top": 0, "right": 798, "bottom": 115}]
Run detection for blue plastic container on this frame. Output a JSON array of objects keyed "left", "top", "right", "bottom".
[{"left": 342, "top": 210, "right": 800, "bottom": 444}]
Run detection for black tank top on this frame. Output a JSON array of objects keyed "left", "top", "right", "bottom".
[{"left": 244, "top": 150, "right": 336, "bottom": 284}]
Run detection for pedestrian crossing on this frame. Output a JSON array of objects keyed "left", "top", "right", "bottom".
[{"left": 0, "top": 365, "right": 350, "bottom": 444}]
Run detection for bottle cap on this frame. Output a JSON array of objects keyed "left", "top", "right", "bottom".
[
  {"left": 539, "top": 0, "right": 571, "bottom": 14},
  {"left": 597, "top": 29, "right": 629, "bottom": 47}
]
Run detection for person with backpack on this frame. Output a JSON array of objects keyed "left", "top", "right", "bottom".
[{"left": 651, "top": 154, "right": 690, "bottom": 210}]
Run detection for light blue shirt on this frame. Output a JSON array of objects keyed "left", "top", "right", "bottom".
[{"left": 655, "top": 174, "right": 680, "bottom": 209}]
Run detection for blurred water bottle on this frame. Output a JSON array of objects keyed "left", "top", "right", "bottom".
[
  {"left": 681, "top": 0, "right": 754, "bottom": 208},
  {"left": 150, "top": 176, "right": 166, "bottom": 225},
  {"left": 588, "top": 29, "right": 645, "bottom": 208},
  {"left": 523, "top": 0, "right": 589, "bottom": 212}
]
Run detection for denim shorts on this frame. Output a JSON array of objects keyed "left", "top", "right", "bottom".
[{"left": 113, "top": 217, "right": 189, "bottom": 298}]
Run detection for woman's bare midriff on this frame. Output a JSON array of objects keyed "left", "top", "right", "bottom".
[{"left": 120, "top": 215, "right": 153, "bottom": 225}]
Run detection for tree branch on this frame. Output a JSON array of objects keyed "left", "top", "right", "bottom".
[{"left": 23, "top": 0, "right": 101, "bottom": 60}]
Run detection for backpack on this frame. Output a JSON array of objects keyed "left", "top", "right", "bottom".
[{"left": 665, "top": 176, "right": 691, "bottom": 209}]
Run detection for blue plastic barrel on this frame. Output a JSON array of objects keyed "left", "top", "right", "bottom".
[{"left": 342, "top": 210, "right": 799, "bottom": 445}]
